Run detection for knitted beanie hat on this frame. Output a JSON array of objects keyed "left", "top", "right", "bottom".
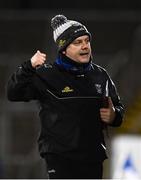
[{"left": 51, "top": 14, "right": 91, "bottom": 52}]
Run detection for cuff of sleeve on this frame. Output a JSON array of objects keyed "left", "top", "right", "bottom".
[{"left": 22, "top": 60, "right": 36, "bottom": 74}]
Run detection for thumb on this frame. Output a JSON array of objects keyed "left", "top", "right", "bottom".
[
  {"left": 37, "top": 50, "right": 41, "bottom": 54},
  {"left": 37, "top": 50, "right": 46, "bottom": 57}
]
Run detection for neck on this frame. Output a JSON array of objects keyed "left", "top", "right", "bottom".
[{"left": 55, "top": 53, "right": 92, "bottom": 75}]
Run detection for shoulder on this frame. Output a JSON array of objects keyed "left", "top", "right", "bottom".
[
  {"left": 91, "top": 63, "right": 108, "bottom": 75},
  {"left": 35, "top": 62, "right": 61, "bottom": 80}
]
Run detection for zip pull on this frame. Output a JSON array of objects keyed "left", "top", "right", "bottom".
[
  {"left": 102, "top": 80, "right": 109, "bottom": 108},
  {"left": 105, "top": 80, "right": 109, "bottom": 97}
]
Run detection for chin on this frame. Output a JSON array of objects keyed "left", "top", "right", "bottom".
[{"left": 79, "top": 58, "right": 90, "bottom": 63}]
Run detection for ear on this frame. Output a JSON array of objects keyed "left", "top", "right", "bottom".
[{"left": 62, "top": 51, "right": 66, "bottom": 54}]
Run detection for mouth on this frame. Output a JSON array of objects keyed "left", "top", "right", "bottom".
[{"left": 79, "top": 52, "right": 89, "bottom": 56}]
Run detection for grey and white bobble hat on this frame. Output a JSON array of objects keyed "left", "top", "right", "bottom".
[{"left": 51, "top": 14, "right": 91, "bottom": 52}]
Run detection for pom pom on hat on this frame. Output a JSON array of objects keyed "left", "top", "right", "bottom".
[
  {"left": 51, "top": 14, "right": 91, "bottom": 52},
  {"left": 51, "top": 15, "right": 68, "bottom": 30}
]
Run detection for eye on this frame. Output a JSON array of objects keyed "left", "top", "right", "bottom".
[
  {"left": 73, "top": 40, "right": 81, "bottom": 45},
  {"left": 85, "top": 38, "right": 90, "bottom": 43}
]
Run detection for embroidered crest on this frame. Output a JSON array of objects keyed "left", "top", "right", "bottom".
[
  {"left": 62, "top": 86, "right": 74, "bottom": 93},
  {"left": 58, "top": 39, "right": 66, "bottom": 47},
  {"left": 95, "top": 84, "right": 102, "bottom": 94}
]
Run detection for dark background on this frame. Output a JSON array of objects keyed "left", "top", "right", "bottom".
[
  {"left": 0, "top": 0, "right": 141, "bottom": 10},
  {"left": 0, "top": 0, "right": 141, "bottom": 178}
]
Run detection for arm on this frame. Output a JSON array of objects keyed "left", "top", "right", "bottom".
[
  {"left": 7, "top": 50, "right": 46, "bottom": 102},
  {"left": 100, "top": 73, "right": 124, "bottom": 127}
]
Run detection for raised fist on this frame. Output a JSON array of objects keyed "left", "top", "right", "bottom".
[{"left": 31, "top": 50, "right": 46, "bottom": 68}]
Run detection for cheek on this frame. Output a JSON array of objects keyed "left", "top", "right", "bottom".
[
  {"left": 66, "top": 48, "right": 77, "bottom": 57},
  {"left": 68, "top": 52, "right": 77, "bottom": 60}
]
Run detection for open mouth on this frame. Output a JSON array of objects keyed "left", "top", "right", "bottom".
[{"left": 80, "top": 52, "right": 89, "bottom": 56}]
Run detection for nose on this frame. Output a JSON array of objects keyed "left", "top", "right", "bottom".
[{"left": 81, "top": 41, "right": 88, "bottom": 49}]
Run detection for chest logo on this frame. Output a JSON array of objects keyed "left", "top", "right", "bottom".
[
  {"left": 62, "top": 86, "right": 74, "bottom": 93},
  {"left": 95, "top": 84, "right": 102, "bottom": 94}
]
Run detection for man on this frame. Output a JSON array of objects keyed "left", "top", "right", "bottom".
[{"left": 7, "top": 14, "right": 124, "bottom": 179}]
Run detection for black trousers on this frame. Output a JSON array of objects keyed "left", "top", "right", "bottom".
[{"left": 45, "top": 154, "right": 103, "bottom": 179}]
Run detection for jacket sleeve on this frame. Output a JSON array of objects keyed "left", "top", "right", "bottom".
[
  {"left": 7, "top": 60, "right": 39, "bottom": 102},
  {"left": 106, "top": 72, "right": 124, "bottom": 127}
]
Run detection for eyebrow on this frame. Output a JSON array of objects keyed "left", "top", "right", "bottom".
[{"left": 74, "top": 37, "right": 89, "bottom": 41}]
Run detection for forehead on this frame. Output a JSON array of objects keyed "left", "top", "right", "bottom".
[{"left": 74, "top": 35, "right": 89, "bottom": 41}]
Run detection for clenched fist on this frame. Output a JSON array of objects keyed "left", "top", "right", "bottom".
[
  {"left": 31, "top": 50, "right": 46, "bottom": 68},
  {"left": 100, "top": 97, "right": 116, "bottom": 124}
]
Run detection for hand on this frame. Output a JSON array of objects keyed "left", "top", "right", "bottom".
[
  {"left": 100, "top": 97, "right": 116, "bottom": 124},
  {"left": 31, "top": 50, "right": 46, "bottom": 68}
]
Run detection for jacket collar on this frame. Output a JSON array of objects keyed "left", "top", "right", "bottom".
[{"left": 55, "top": 53, "right": 92, "bottom": 75}]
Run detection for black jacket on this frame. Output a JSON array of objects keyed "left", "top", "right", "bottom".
[{"left": 7, "top": 57, "right": 124, "bottom": 162}]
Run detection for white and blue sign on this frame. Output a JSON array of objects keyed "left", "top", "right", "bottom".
[{"left": 111, "top": 135, "right": 141, "bottom": 179}]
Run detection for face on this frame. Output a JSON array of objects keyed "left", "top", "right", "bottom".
[{"left": 62, "top": 35, "right": 91, "bottom": 63}]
